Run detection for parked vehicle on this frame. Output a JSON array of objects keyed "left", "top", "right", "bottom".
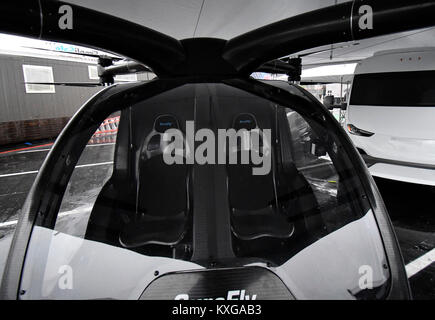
[{"left": 346, "top": 48, "right": 435, "bottom": 186}]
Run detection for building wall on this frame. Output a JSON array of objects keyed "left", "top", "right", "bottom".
[{"left": 0, "top": 54, "right": 101, "bottom": 145}]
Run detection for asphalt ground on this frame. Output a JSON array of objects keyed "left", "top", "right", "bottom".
[
  {"left": 0, "top": 141, "right": 433, "bottom": 299},
  {"left": 374, "top": 177, "right": 435, "bottom": 299}
]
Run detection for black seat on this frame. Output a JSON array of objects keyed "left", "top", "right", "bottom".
[
  {"left": 119, "top": 114, "right": 190, "bottom": 247},
  {"left": 227, "top": 113, "right": 294, "bottom": 240}
]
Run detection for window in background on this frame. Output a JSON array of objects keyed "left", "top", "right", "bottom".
[
  {"left": 22, "top": 65, "right": 55, "bottom": 93},
  {"left": 88, "top": 65, "right": 99, "bottom": 80}
]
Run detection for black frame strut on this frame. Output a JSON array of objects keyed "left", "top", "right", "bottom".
[{"left": 1, "top": 0, "right": 435, "bottom": 76}]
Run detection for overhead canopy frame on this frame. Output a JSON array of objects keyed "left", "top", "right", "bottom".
[{"left": 1, "top": 0, "right": 435, "bottom": 77}]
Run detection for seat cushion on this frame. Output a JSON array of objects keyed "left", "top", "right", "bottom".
[
  {"left": 119, "top": 211, "right": 187, "bottom": 247},
  {"left": 227, "top": 160, "right": 275, "bottom": 211},
  {"left": 138, "top": 155, "right": 188, "bottom": 217},
  {"left": 231, "top": 206, "right": 294, "bottom": 240}
]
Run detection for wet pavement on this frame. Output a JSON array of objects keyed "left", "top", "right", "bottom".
[
  {"left": 0, "top": 141, "right": 434, "bottom": 299},
  {"left": 0, "top": 141, "right": 115, "bottom": 278},
  {"left": 374, "top": 177, "right": 435, "bottom": 300}
]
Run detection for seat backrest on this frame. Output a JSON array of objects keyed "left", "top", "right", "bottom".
[
  {"left": 137, "top": 114, "right": 189, "bottom": 217},
  {"left": 227, "top": 113, "right": 276, "bottom": 211}
]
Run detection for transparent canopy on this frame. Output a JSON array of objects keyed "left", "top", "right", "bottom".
[{"left": 20, "top": 82, "right": 390, "bottom": 300}]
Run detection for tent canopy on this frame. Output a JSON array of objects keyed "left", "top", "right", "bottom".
[
  {"left": 65, "top": 0, "right": 435, "bottom": 68},
  {"left": 66, "top": 0, "right": 349, "bottom": 40}
]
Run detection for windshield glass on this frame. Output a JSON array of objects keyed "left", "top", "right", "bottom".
[{"left": 20, "top": 83, "right": 390, "bottom": 300}]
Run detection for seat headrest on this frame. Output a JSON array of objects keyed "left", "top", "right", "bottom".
[
  {"left": 154, "top": 114, "right": 179, "bottom": 133},
  {"left": 233, "top": 113, "right": 257, "bottom": 131},
  {"left": 143, "top": 114, "right": 186, "bottom": 157}
]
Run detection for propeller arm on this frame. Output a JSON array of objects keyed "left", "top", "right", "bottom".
[
  {"left": 256, "top": 59, "right": 296, "bottom": 74},
  {"left": 24, "top": 82, "right": 102, "bottom": 87},
  {"left": 224, "top": 0, "right": 435, "bottom": 75},
  {"left": 100, "top": 61, "right": 152, "bottom": 78},
  {"left": 0, "top": 0, "right": 185, "bottom": 77},
  {"left": 256, "top": 58, "right": 301, "bottom": 81},
  {"left": 2, "top": 0, "right": 435, "bottom": 79}
]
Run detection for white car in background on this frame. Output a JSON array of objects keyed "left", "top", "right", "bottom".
[{"left": 346, "top": 48, "right": 435, "bottom": 186}]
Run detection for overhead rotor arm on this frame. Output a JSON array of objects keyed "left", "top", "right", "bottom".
[
  {"left": 224, "top": 0, "right": 435, "bottom": 76},
  {"left": 1, "top": 0, "right": 435, "bottom": 78},
  {"left": 0, "top": 0, "right": 186, "bottom": 77}
]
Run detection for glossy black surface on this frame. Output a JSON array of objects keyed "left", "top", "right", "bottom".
[
  {"left": 1, "top": 1, "right": 435, "bottom": 76},
  {"left": 140, "top": 267, "right": 294, "bottom": 300}
]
